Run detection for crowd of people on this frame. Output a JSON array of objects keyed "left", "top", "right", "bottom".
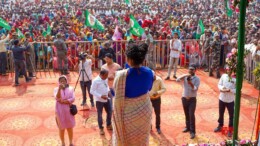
[{"left": 0, "top": 0, "right": 259, "bottom": 75}]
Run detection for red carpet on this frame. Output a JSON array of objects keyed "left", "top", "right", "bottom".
[{"left": 0, "top": 69, "right": 258, "bottom": 145}]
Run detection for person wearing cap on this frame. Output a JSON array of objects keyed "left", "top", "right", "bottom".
[
  {"left": 98, "top": 41, "right": 116, "bottom": 65},
  {"left": 150, "top": 70, "right": 166, "bottom": 134},
  {"left": 0, "top": 34, "right": 10, "bottom": 76},
  {"left": 209, "top": 32, "right": 221, "bottom": 78},
  {"left": 176, "top": 64, "right": 200, "bottom": 139},
  {"left": 24, "top": 32, "right": 35, "bottom": 77},
  {"left": 214, "top": 67, "right": 236, "bottom": 137},
  {"left": 11, "top": 39, "right": 32, "bottom": 86},
  {"left": 165, "top": 32, "right": 182, "bottom": 80},
  {"left": 54, "top": 33, "right": 69, "bottom": 75}
]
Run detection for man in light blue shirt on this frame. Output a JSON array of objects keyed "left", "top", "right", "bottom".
[{"left": 176, "top": 64, "right": 200, "bottom": 139}]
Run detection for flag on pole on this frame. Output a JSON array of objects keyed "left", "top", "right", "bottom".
[
  {"left": 225, "top": 0, "right": 233, "bottom": 17},
  {"left": 42, "top": 24, "right": 51, "bottom": 37},
  {"left": 125, "top": 0, "right": 131, "bottom": 6},
  {"left": 16, "top": 29, "right": 25, "bottom": 39},
  {"left": 85, "top": 10, "right": 105, "bottom": 31},
  {"left": 129, "top": 14, "right": 144, "bottom": 37},
  {"left": 196, "top": 19, "right": 205, "bottom": 39},
  {"left": 0, "top": 17, "right": 11, "bottom": 30}
]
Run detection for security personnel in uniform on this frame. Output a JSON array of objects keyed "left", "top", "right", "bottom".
[
  {"left": 202, "top": 29, "right": 212, "bottom": 72},
  {"left": 209, "top": 33, "right": 221, "bottom": 78},
  {"left": 24, "top": 32, "right": 35, "bottom": 77}
]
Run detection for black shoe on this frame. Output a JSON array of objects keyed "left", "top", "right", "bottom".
[
  {"left": 29, "top": 73, "right": 36, "bottom": 77},
  {"left": 204, "top": 69, "right": 209, "bottom": 72},
  {"left": 15, "top": 83, "right": 20, "bottom": 86},
  {"left": 217, "top": 72, "right": 221, "bottom": 78},
  {"left": 209, "top": 71, "right": 213, "bottom": 76},
  {"left": 190, "top": 133, "right": 195, "bottom": 139},
  {"left": 157, "top": 128, "right": 161, "bottom": 134},
  {"left": 165, "top": 77, "right": 170, "bottom": 80},
  {"left": 182, "top": 128, "right": 190, "bottom": 133},
  {"left": 214, "top": 126, "right": 222, "bottom": 132},
  {"left": 26, "top": 78, "right": 32, "bottom": 82},
  {"left": 227, "top": 131, "right": 232, "bottom": 137},
  {"left": 91, "top": 102, "right": 95, "bottom": 107},
  {"left": 81, "top": 102, "right": 86, "bottom": 106},
  {"left": 173, "top": 75, "right": 177, "bottom": 79},
  {"left": 64, "top": 71, "right": 70, "bottom": 75}
]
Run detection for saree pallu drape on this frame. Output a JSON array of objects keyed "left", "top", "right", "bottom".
[{"left": 112, "top": 69, "right": 152, "bottom": 146}]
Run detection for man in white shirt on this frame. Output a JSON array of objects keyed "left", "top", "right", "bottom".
[
  {"left": 90, "top": 69, "right": 112, "bottom": 135},
  {"left": 214, "top": 72, "right": 236, "bottom": 138},
  {"left": 0, "top": 34, "right": 10, "bottom": 76},
  {"left": 165, "top": 32, "right": 182, "bottom": 80},
  {"left": 75, "top": 53, "right": 94, "bottom": 108}
]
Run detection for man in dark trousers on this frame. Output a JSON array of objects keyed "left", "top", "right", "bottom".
[
  {"left": 150, "top": 71, "right": 166, "bottom": 134},
  {"left": 24, "top": 32, "right": 35, "bottom": 77},
  {"left": 176, "top": 64, "right": 200, "bottom": 139},
  {"left": 11, "top": 39, "right": 32, "bottom": 86}
]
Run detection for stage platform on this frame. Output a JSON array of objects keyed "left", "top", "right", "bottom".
[{"left": 0, "top": 69, "right": 258, "bottom": 145}]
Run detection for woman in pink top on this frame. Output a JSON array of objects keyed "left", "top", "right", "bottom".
[{"left": 54, "top": 75, "right": 75, "bottom": 146}]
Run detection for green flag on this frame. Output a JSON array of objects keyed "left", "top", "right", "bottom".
[
  {"left": 85, "top": 10, "right": 105, "bottom": 31},
  {"left": 125, "top": 0, "right": 131, "bottom": 6},
  {"left": 46, "top": 24, "right": 51, "bottom": 35},
  {"left": 0, "top": 17, "right": 11, "bottom": 30},
  {"left": 129, "top": 14, "right": 144, "bottom": 37},
  {"left": 42, "top": 24, "right": 51, "bottom": 37},
  {"left": 225, "top": 0, "right": 233, "bottom": 17},
  {"left": 16, "top": 29, "right": 25, "bottom": 39},
  {"left": 196, "top": 19, "right": 205, "bottom": 39}
]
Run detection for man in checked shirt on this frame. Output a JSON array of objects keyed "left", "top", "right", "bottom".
[{"left": 150, "top": 71, "right": 166, "bottom": 134}]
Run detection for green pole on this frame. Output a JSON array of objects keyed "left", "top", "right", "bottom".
[{"left": 232, "top": 0, "right": 247, "bottom": 145}]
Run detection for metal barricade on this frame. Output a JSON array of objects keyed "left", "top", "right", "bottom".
[
  {"left": 5, "top": 39, "right": 200, "bottom": 71},
  {"left": 4, "top": 39, "right": 260, "bottom": 88}
]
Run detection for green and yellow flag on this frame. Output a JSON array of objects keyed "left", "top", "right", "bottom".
[
  {"left": 85, "top": 10, "right": 105, "bottom": 31},
  {"left": 196, "top": 19, "right": 205, "bottom": 39},
  {"left": 0, "top": 17, "right": 11, "bottom": 30},
  {"left": 225, "top": 0, "right": 233, "bottom": 17},
  {"left": 42, "top": 24, "right": 51, "bottom": 37},
  {"left": 125, "top": 0, "right": 131, "bottom": 6},
  {"left": 16, "top": 28, "right": 25, "bottom": 39},
  {"left": 129, "top": 14, "right": 144, "bottom": 37}
]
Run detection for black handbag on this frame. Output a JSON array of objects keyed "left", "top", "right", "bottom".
[{"left": 70, "top": 104, "right": 78, "bottom": 116}]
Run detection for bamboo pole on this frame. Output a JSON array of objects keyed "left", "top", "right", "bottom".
[{"left": 232, "top": 0, "right": 247, "bottom": 145}]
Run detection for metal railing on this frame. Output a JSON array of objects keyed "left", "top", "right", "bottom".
[{"left": 4, "top": 40, "right": 259, "bottom": 87}]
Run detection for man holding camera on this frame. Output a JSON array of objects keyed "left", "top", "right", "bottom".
[
  {"left": 75, "top": 53, "right": 94, "bottom": 108},
  {"left": 176, "top": 64, "right": 200, "bottom": 139}
]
